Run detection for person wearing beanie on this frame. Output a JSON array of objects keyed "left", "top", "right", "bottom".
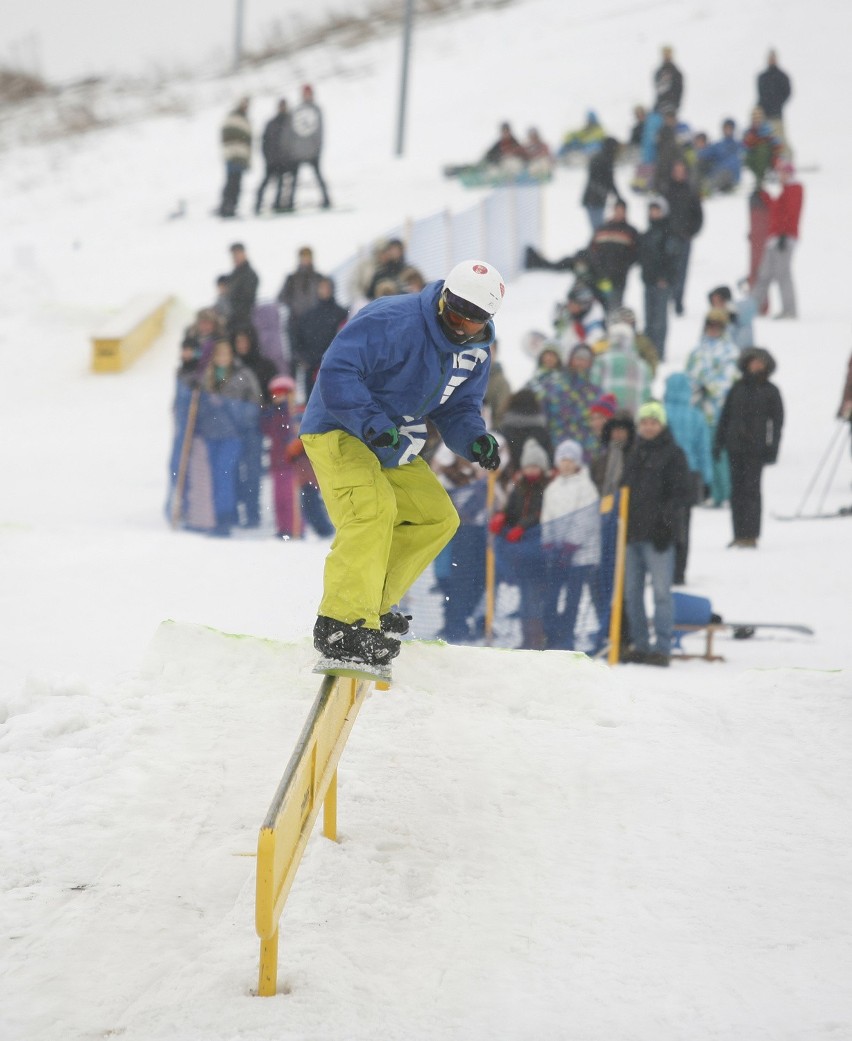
[
  {"left": 621, "top": 400, "right": 691, "bottom": 665},
  {"left": 663, "top": 372, "right": 714, "bottom": 583},
  {"left": 638, "top": 196, "right": 678, "bottom": 359},
  {"left": 587, "top": 392, "right": 619, "bottom": 443},
  {"left": 590, "top": 392, "right": 618, "bottom": 419},
  {"left": 541, "top": 439, "right": 604, "bottom": 651},
  {"left": 590, "top": 321, "right": 652, "bottom": 416},
  {"left": 520, "top": 438, "right": 551, "bottom": 471},
  {"left": 685, "top": 310, "right": 740, "bottom": 505},
  {"left": 713, "top": 347, "right": 784, "bottom": 547},
  {"left": 489, "top": 438, "right": 551, "bottom": 649}
]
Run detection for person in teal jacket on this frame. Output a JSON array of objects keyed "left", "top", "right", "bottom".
[
  {"left": 300, "top": 260, "right": 506, "bottom": 670},
  {"left": 664, "top": 372, "right": 713, "bottom": 584}
]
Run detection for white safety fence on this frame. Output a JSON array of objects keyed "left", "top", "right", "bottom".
[{"left": 330, "top": 183, "right": 544, "bottom": 305}]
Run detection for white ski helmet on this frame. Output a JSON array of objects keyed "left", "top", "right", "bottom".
[{"left": 442, "top": 260, "right": 506, "bottom": 322}]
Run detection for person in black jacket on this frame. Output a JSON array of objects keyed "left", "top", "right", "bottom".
[
  {"left": 255, "top": 99, "right": 292, "bottom": 215},
  {"left": 588, "top": 200, "right": 639, "bottom": 310},
  {"left": 581, "top": 137, "right": 623, "bottom": 233},
  {"left": 664, "top": 160, "right": 703, "bottom": 316},
  {"left": 653, "top": 46, "right": 684, "bottom": 114},
  {"left": 226, "top": 243, "right": 259, "bottom": 335},
  {"left": 714, "top": 347, "right": 784, "bottom": 547},
  {"left": 638, "top": 196, "right": 678, "bottom": 360},
  {"left": 497, "top": 386, "right": 553, "bottom": 482},
  {"left": 757, "top": 50, "right": 792, "bottom": 150},
  {"left": 291, "top": 277, "right": 348, "bottom": 398},
  {"left": 621, "top": 401, "right": 691, "bottom": 665}
]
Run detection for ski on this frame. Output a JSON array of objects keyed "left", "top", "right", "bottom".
[
  {"left": 728, "top": 622, "right": 814, "bottom": 639},
  {"left": 773, "top": 507, "right": 852, "bottom": 521}
]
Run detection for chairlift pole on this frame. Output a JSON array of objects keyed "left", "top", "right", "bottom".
[
  {"left": 234, "top": 0, "right": 245, "bottom": 72},
  {"left": 395, "top": 0, "right": 415, "bottom": 156}
]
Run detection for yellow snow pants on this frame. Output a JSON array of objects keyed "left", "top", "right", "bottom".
[{"left": 301, "top": 431, "right": 459, "bottom": 628}]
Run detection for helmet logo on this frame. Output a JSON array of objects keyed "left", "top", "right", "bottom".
[
  {"left": 472, "top": 264, "right": 488, "bottom": 274},
  {"left": 499, "top": 282, "right": 505, "bottom": 297}
]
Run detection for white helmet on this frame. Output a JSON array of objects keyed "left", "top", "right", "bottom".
[{"left": 442, "top": 260, "right": 505, "bottom": 322}]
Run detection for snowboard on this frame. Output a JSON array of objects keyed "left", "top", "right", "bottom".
[
  {"left": 748, "top": 189, "right": 770, "bottom": 310},
  {"left": 313, "top": 656, "right": 392, "bottom": 684}
]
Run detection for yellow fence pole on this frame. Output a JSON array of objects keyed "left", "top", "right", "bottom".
[
  {"left": 484, "top": 470, "right": 497, "bottom": 646},
  {"left": 607, "top": 487, "right": 630, "bottom": 666}
]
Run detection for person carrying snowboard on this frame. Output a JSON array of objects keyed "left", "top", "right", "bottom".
[{"left": 299, "top": 259, "right": 506, "bottom": 673}]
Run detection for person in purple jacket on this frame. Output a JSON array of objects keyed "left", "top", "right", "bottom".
[{"left": 299, "top": 259, "right": 506, "bottom": 670}]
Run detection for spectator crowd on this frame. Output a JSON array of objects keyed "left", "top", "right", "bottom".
[{"left": 170, "top": 45, "right": 817, "bottom": 665}]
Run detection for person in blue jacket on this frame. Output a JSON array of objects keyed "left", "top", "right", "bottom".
[
  {"left": 696, "top": 118, "right": 744, "bottom": 196},
  {"left": 300, "top": 259, "right": 506, "bottom": 669},
  {"left": 663, "top": 372, "right": 713, "bottom": 584}
]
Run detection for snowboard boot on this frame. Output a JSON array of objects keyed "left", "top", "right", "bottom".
[
  {"left": 379, "top": 610, "right": 412, "bottom": 637},
  {"left": 313, "top": 616, "right": 400, "bottom": 667}
]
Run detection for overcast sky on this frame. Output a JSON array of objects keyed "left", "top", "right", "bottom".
[{"left": 2, "top": 0, "right": 348, "bottom": 83}]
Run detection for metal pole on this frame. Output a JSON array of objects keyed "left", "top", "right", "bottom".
[
  {"left": 234, "top": 0, "right": 245, "bottom": 73},
  {"left": 395, "top": 0, "right": 415, "bottom": 156}
]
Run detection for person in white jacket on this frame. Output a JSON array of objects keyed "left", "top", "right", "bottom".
[{"left": 541, "top": 439, "right": 604, "bottom": 651}]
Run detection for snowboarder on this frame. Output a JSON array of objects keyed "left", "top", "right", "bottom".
[{"left": 299, "top": 259, "right": 506, "bottom": 676}]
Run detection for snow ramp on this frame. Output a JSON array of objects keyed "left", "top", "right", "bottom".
[{"left": 5, "top": 622, "right": 850, "bottom": 1041}]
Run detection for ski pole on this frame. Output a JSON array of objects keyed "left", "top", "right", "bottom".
[
  {"left": 793, "top": 420, "right": 847, "bottom": 518},
  {"left": 815, "top": 420, "right": 851, "bottom": 515}
]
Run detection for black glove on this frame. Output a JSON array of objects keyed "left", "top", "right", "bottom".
[
  {"left": 777, "top": 234, "right": 788, "bottom": 251},
  {"left": 471, "top": 434, "right": 501, "bottom": 471},
  {"left": 652, "top": 511, "right": 673, "bottom": 552},
  {"left": 369, "top": 426, "right": 400, "bottom": 449},
  {"left": 652, "top": 528, "right": 672, "bottom": 552}
]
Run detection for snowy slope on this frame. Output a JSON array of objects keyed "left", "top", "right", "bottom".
[{"left": 1, "top": 1, "right": 851, "bottom": 1038}]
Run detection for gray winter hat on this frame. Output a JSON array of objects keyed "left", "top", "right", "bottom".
[{"left": 520, "top": 439, "right": 550, "bottom": 471}]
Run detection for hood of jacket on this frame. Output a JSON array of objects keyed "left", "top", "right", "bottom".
[
  {"left": 738, "top": 346, "right": 776, "bottom": 375},
  {"left": 664, "top": 371, "right": 694, "bottom": 408}
]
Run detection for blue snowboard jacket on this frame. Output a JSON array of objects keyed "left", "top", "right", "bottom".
[{"left": 300, "top": 281, "right": 495, "bottom": 468}]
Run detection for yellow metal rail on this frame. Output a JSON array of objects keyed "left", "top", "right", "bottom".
[
  {"left": 90, "top": 293, "right": 172, "bottom": 372},
  {"left": 255, "top": 674, "right": 374, "bottom": 996}
]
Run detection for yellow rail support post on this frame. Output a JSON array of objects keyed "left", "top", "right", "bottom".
[
  {"left": 255, "top": 675, "right": 372, "bottom": 996},
  {"left": 607, "top": 487, "right": 630, "bottom": 666},
  {"left": 484, "top": 470, "right": 497, "bottom": 646}
]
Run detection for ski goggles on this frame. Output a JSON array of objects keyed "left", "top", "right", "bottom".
[{"left": 441, "top": 290, "right": 491, "bottom": 333}]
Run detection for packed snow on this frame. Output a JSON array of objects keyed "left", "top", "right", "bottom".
[{"left": 1, "top": 1, "right": 851, "bottom": 1039}]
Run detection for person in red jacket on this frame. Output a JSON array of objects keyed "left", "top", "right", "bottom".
[{"left": 752, "top": 161, "right": 804, "bottom": 319}]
